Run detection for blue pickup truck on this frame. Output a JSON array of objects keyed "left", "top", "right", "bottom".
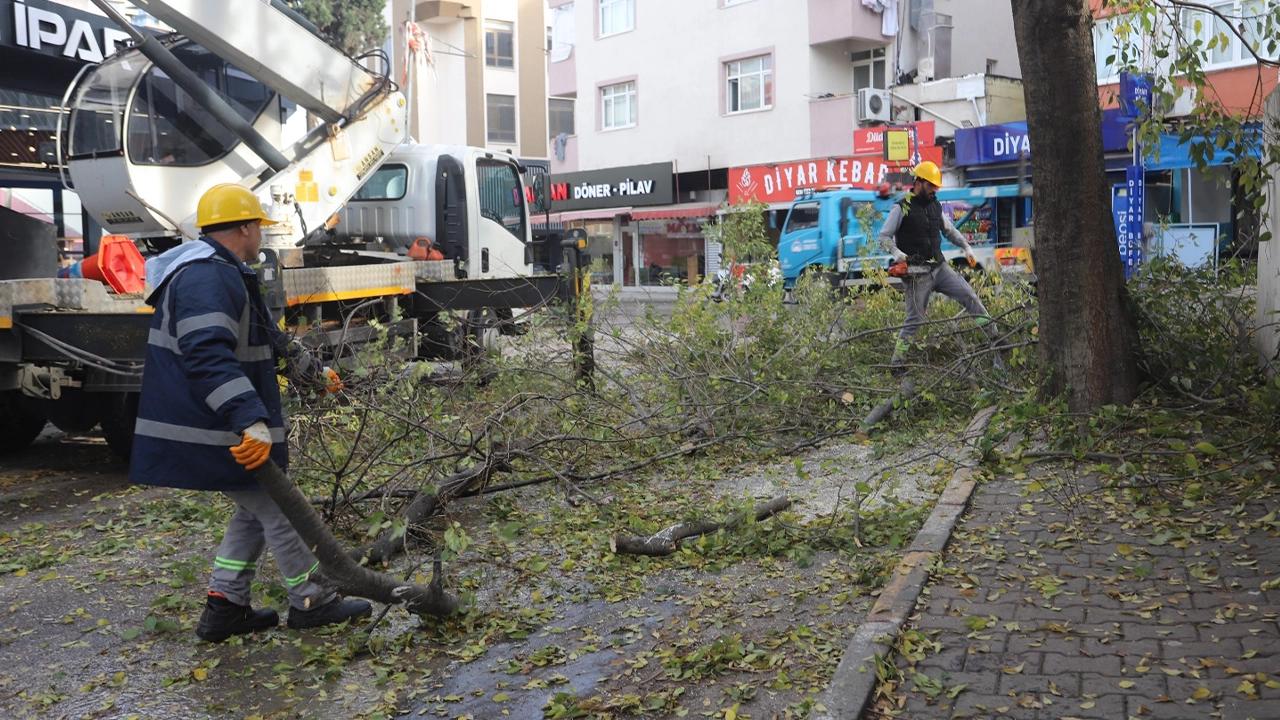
[{"left": 777, "top": 184, "right": 1033, "bottom": 289}]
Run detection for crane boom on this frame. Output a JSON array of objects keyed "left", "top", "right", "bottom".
[{"left": 130, "top": 0, "right": 381, "bottom": 123}]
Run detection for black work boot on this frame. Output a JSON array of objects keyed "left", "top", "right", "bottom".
[
  {"left": 195, "top": 593, "right": 280, "bottom": 643},
  {"left": 286, "top": 596, "right": 373, "bottom": 630}
]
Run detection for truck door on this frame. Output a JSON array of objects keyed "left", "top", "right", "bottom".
[
  {"left": 475, "top": 158, "right": 530, "bottom": 279},
  {"left": 778, "top": 201, "right": 823, "bottom": 283}
]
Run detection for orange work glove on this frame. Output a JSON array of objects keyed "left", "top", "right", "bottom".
[
  {"left": 322, "top": 366, "right": 344, "bottom": 394},
  {"left": 888, "top": 260, "right": 909, "bottom": 278},
  {"left": 229, "top": 421, "right": 272, "bottom": 470},
  {"left": 965, "top": 250, "right": 978, "bottom": 268}
]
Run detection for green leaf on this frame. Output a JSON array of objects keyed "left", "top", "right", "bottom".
[{"left": 1193, "top": 441, "right": 1219, "bottom": 456}]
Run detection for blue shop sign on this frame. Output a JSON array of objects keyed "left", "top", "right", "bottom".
[
  {"left": 1119, "top": 72, "right": 1154, "bottom": 120},
  {"left": 956, "top": 110, "right": 1132, "bottom": 166}
]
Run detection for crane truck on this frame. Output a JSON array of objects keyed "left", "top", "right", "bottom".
[{"left": 0, "top": 0, "right": 562, "bottom": 457}]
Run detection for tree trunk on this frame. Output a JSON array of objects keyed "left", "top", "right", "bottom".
[
  {"left": 1011, "top": 0, "right": 1141, "bottom": 410},
  {"left": 254, "top": 461, "right": 460, "bottom": 617}
]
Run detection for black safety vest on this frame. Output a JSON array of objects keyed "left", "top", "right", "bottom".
[{"left": 895, "top": 193, "right": 945, "bottom": 264}]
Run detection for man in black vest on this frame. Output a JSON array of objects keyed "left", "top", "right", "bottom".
[{"left": 877, "top": 161, "right": 993, "bottom": 372}]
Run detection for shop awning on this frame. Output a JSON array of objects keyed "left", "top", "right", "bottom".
[
  {"left": 630, "top": 203, "right": 719, "bottom": 220},
  {"left": 555, "top": 207, "right": 633, "bottom": 222}
]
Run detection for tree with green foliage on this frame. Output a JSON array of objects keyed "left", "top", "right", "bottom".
[
  {"left": 1012, "top": 0, "right": 1280, "bottom": 411},
  {"left": 290, "top": 0, "right": 388, "bottom": 56}
]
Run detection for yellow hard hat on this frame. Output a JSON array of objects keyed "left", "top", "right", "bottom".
[
  {"left": 196, "top": 184, "right": 278, "bottom": 230},
  {"left": 912, "top": 160, "right": 942, "bottom": 188}
]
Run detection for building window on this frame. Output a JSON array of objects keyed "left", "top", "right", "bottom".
[
  {"left": 601, "top": 81, "right": 636, "bottom": 130},
  {"left": 1181, "top": 1, "right": 1273, "bottom": 68},
  {"left": 1092, "top": 14, "right": 1128, "bottom": 81},
  {"left": 851, "top": 48, "right": 887, "bottom": 92},
  {"left": 486, "top": 94, "right": 516, "bottom": 143},
  {"left": 549, "top": 97, "right": 575, "bottom": 137},
  {"left": 485, "top": 21, "right": 514, "bottom": 68},
  {"left": 725, "top": 54, "right": 774, "bottom": 113},
  {"left": 599, "top": 0, "right": 634, "bottom": 37}
]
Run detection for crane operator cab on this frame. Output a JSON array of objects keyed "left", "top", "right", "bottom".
[{"left": 62, "top": 39, "right": 298, "bottom": 246}]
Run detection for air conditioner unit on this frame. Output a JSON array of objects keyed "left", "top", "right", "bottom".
[{"left": 857, "top": 87, "right": 892, "bottom": 124}]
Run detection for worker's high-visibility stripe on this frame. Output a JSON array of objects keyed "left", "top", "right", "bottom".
[
  {"left": 177, "top": 312, "right": 238, "bottom": 339},
  {"left": 205, "top": 377, "right": 256, "bottom": 412},
  {"left": 213, "top": 556, "right": 256, "bottom": 571},
  {"left": 235, "top": 345, "right": 274, "bottom": 362},
  {"left": 284, "top": 561, "right": 320, "bottom": 587},
  {"left": 148, "top": 328, "right": 181, "bottom": 354},
  {"left": 134, "top": 419, "right": 285, "bottom": 446}
]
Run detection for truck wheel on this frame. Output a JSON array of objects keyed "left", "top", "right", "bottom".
[
  {"left": 98, "top": 392, "right": 139, "bottom": 461},
  {"left": 450, "top": 309, "right": 501, "bottom": 360},
  {"left": 43, "top": 388, "right": 102, "bottom": 434},
  {"left": 0, "top": 391, "right": 47, "bottom": 454}
]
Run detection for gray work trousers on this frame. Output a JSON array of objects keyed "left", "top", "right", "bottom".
[
  {"left": 892, "top": 263, "right": 992, "bottom": 363},
  {"left": 209, "top": 490, "right": 334, "bottom": 610}
]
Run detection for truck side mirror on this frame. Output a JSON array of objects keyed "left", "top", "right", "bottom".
[
  {"left": 524, "top": 165, "right": 552, "bottom": 214},
  {"left": 838, "top": 197, "right": 854, "bottom": 237}
]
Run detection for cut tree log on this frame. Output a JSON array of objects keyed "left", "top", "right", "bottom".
[
  {"left": 611, "top": 495, "right": 792, "bottom": 557},
  {"left": 253, "top": 460, "right": 460, "bottom": 617},
  {"left": 860, "top": 378, "right": 916, "bottom": 433}
]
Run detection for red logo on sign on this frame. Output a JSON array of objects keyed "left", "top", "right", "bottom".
[{"left": 549, "top": 183, "right": 570, "bottom": 202}]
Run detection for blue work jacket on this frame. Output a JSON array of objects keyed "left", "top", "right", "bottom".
[{"left": 129, "top": 238, "right": 287, "bottom": 491}]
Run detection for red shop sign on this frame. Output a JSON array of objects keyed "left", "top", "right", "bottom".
[
  {"left": 852, "top": 120, "right": 936, "bottom": 156},
  {"left": 728, "top": 146, "right": 944, "bottom": 205}
]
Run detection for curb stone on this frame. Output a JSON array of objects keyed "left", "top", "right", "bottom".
[{"left": 815, "top": 405, "right": 997, "bottom": 720}]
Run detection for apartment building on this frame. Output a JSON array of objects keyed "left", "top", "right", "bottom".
[
  {"left": 1088, "top": 0, "right": 1276, "bottom": 257},
  {"left": 390, "top": 0, "right": 549, "bottom": 159},
  {"left": 545, "top": 0, "right": 1025, "bottom": 288}
]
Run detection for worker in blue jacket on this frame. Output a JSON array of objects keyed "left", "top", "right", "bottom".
[{"left": 130, "top": 184, "right": 371, "bottom": 642}]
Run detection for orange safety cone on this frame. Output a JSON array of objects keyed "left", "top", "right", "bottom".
[{"left": 57, "top": 235, "right": 145, "bottom": 294}]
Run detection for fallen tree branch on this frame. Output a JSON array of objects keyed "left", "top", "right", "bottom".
[
  {"left": 253, "top": 460, "right": 460, "bottom": 617},
  {"left": 860, "top": 378, "right": 916, "bottom": 433},
  {"left": 610, "top": 495, "right": 792, "bottom": 557},
  {"left": 353, "top": 461, "right": 504, "bottom": 567}
]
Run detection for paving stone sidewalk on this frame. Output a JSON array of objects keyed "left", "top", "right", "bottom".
[{"left": 876, "top": 465, "right": 1280, "bottom": 720}]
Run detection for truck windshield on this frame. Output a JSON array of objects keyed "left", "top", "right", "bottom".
[
  {"left": 477, "top": 158, "right": 527, "bottom": 243},
  {"left": 784, "top": 203, "right": 821, "bottom": 232}
]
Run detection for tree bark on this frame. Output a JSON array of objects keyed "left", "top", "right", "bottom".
[
  {"left": 254, "top": 460, "right": 460, "bottom": 617},
  {"left": 860, "top": 378, "right": 916, "bottom": 433},
  {"left": 351, "top": 463, "right": 498, "bottom": 567},
  {"left": 611, "top": 496, "right": 792, "bottom": 556},
  {"left": 1011, "top": 0, "right": 1141, "bottom": 410}
]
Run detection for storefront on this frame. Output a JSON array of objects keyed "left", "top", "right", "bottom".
[
  {"left": 0, "top": 0, "right": 141, "bottom": 262},
  {"left": 548, "top": 162, "right": 721, "bottom": 287},
  {"left": 955, "top": 112, "right": 1261, "bottom": 259}
]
